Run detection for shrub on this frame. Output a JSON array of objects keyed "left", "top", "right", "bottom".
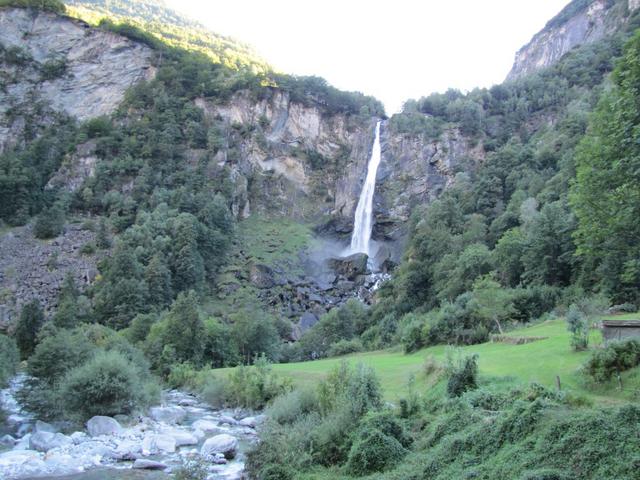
[
  {"left": 79, "top": 242, "right": 96, "bottom": 255},
  {"left": 201, "top": 356, "right": 291, "bottom": 410},
  {"left": 58, "top": 350, "right": 159, "bottom": 420},
  {"left": 446, "top": 353, "right": 479, "bottom": 398},
  {"left": 267, "top": 387, "right": 319, "bottom": 424},
  {"left": 167, "top": 362, "right": 198, "bottom": 389},
  {"left": 327, "top": 338, "right": 363, "bottom": 357},
  {"left": 40, "top": 57, "right": 67, "bottom": 80},
  {"left": 27, "top": 328, "right": 94, "bottom": 384},
  {"left": 173, "top": 459, "right": 208, "bottom": 480},
  {"left": 33, "top": 203, "right": 65, "bottom": 239},
  {"left": 346, "top": 426, "right": 407, "bottom": 476},
  {"left": 566, "top": 304, "right": 589, "bottom": 350},
  {"left": 583, "top": 339, "right": 640, "bottom": 383}
]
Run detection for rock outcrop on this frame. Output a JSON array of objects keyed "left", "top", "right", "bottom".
[
  {"left": 196, "top": 90, "right": 377, "bottom": 224},
  {"left": 0, "top": 7, "right": 155, "bottom": 153},
  {"left": 0, "top": 222, "right": 99, "bottom": 331},
  {"left": 506, "top": 0, "right": 638, "bottom": 81}
]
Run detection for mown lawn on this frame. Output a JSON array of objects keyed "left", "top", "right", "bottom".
[{"left": 266, "top": 318, "right": 640, "bottom": 403}]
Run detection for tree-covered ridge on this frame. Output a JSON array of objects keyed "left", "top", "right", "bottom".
[
  {"left": 64, "top": 0, "right": 270, "bottom": 74},
  {"left": 571, "top": 29, "right": 640, "bottom": 302}
]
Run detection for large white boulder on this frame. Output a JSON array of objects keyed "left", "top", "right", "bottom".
[
  {"left": 86, "top": 416, "right": 123, "bottom": 437},
  {"left": 149, "top": 406, "right": 186, "bottom": 424},
  {"left": 29, "top": 431, "right": 72, "bottom": 452},
  {"left": 141, "top": 434, "right": 176, "bottom": 455},
  {"left": 201, "top": 434, "right": 238, "bottom": 459},
  {"left": 192, "top": 419, "right": 219, "bottom": 432},
  {"left": 161, "top": 428, "right": 198, "bottom": 447}
]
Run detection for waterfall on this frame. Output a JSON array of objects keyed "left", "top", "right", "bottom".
[{"left": 347, "top": 120, "right": 382, "bottom": 257}]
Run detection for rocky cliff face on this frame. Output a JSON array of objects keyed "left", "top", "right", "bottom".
[
  {"left": 0, "top": 7, "right": 155, "bottom": 153},
  {"left": 506, "top": 0, "right": 638, "bottom": 81},
  {"left": 196, "top": 90, "right": 377, "bottom": 225},
  {"left": 374, "top": 126, "right": 484, "bottom": 246}
]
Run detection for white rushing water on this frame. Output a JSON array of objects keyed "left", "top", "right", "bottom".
[{"left": 347, "top": 120, "right": 382, "bottom": 257}]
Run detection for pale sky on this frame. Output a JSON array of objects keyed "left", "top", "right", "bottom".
[{"left": 165, "top": 0, "right": 570, "bottom": 114}]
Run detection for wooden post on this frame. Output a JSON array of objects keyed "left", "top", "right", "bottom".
[{"left": 555, "top": 375, "right": 561, "bottom": 391}]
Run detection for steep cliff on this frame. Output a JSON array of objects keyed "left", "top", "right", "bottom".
[
  {"left": 194, "top": 90, "right": 376, "bottom": 224},
  {"left": 0, "top": 7, "right": 155, "bottom": 153},
  {"left": 506, "top": 0, "right": 638, "bottom": 81}
]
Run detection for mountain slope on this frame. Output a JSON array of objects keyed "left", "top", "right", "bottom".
[{"left": 507, "top": 0, "right": 639, "bottom": 80}]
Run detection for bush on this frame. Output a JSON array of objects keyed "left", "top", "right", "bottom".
[
  {"left": 267, "top": 387, "right": 319, "bottom": 424},
  {"left": 346, "top": 426, "right": 407, "bottom": 476},
  {"left": 33, "top": 203, "right": 65, "bottom": 239},
  {"left": 0, "top": 334, "right": 19, "bottom": 387},
  {"left": 173, "top": 459, "right": 208, "bottom": 480},
  {"left": 566, "top": 304, "right": 589, "bottom": 350},
  {"left": 167, "top": 362, "right": 198, "bottom": 389},
  {"left": 201, "top": 356, "right": 291, "bottom": 410},
  {"left": 327, "top": 338, "right": 363, "bottom": 357},
  {"left": 58, "top": 350, "right": 159, "bottom": 420},
  {"left": 446, "top": 353, "right": 479, "bottom": 398},
  {"left": 583, "top": 339, "right": 640, "bottom": 383}
]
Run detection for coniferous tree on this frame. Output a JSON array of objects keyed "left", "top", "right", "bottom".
[{"left": 15, "top": 299, "right": 45, "bottom": 359}]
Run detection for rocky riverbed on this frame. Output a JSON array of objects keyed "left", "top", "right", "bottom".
[{"left": 0, "top": 375, "right": 262, "bottom": 479}]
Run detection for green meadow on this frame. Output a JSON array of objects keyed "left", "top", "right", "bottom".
[{"left": 256, "top": 317, "right": 640, "bottom": 404}]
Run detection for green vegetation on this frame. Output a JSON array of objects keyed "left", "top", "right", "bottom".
[
  {"left": 571, "top": 29, "right": 640, "bottom": 302},
  {"left": 15, "top": 299, "right": 45, "bottom": 359},
  {"left": 0, "top": 0, "right": 65, "bottom": 14},
  {"left": 245, "top": 351, "right": 640, "bottom": 480},
  {"left": 0, "top": 334, "right": 19, "bottom": 387},
  {"left": 18, "top": 324, "right": 159, "bottom": 421},
  {"left": 261, "top": 319, "right": 638, "bottom": 403}
]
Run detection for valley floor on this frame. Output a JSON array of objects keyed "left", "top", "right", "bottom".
[{"left": 233, "top": 316, "right": 640, "bottom": 404}]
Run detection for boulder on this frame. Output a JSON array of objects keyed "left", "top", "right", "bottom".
[
  {"left": 162, "top": 429, "right": 198, "bottom": 447},
  {"left": 149, "top": 406, "right": 187, "bottom": 424},
  {"left": 249, "top": 263, "right": 275, "bottom": 289},
  {"left": 69, "top": 432, "right": 89, "bottom": 445},
  {"left": 238, "top": 417, "right": 258, "bottom": 428},
  {"left": 192, "top": 419, "right": 219, "bottom": 432},
  {"left": 0, "top": 434, "right": 15, "bottom": 446},
  {"left": 141, "top": 434, "right": 176, "bottom": 455},
  {"left": 200, "top": 434, "right": 238, "bottom": 459},
  {"left": 112, "top": 439, "right": 141, "bottom": 461},
  {"left": 34, "top": 420, "right": 57, "bottom": 433},
  {"left": 298, "top": 312, "right": 318, "bottom": 333},
  {"left": 219, "top": 415, "right": 237, "bottom": 426},
  {"left": 328, "top": 253, "right": 369, "bottom": 280},
  {"left": 132, "top": 459, "right": 168, "bottom": 470},
  {"left": 86, "top": 416, "right": 122, "bottom": 437},
  {"left": 29, "top": 431, "right": 72, "bottom": 452}
]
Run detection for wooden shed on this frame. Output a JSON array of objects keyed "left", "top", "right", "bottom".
[{"left": 601, "top": 319, "right": 640, "bottom": 344}]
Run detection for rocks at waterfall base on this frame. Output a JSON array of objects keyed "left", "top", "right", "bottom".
[{"left": 328, "top": 253, "right": 369, "bottom": 281}]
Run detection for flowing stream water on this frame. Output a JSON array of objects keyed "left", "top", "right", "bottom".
[
  {"left": 347, "top": 120, "right": 382, "bottom": 257},
  {"left": 0, "top": 374, "right": 258, "bottom": 480}
]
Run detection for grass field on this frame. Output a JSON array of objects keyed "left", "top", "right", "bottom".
[{"left": 263, "top": 318, "right": 640, "bottom": 404}]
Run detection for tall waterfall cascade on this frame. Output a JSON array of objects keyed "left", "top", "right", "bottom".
[{"left": 348, "top": 120, "right": 382, "bottom": 257}]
